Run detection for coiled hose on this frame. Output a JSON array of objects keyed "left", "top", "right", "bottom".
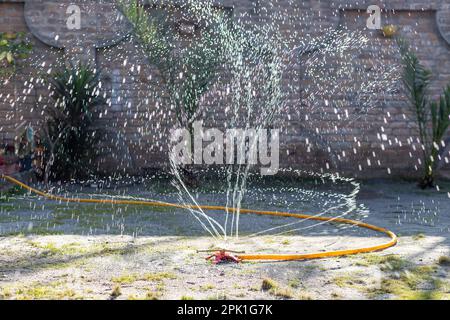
[{"left": 1, "top": 174, "right": 397, "bottom": 261}]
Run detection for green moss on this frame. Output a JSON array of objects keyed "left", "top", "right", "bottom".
[{"left": 181, "top": 295, "right": 195, "bottom": 300}]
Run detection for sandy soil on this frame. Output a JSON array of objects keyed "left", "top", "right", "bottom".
[{"left": 0, "top": 180, "right": 449, "bottom": 300}]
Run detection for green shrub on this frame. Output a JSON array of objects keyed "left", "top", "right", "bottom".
[
  {"left": 0, "top": 32, "right": 32, "bottom": 77},
  {"left": 42, "top": 63, "right": 104, "bottom": 181}
]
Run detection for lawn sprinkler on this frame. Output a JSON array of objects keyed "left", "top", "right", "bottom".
[{"left": 197, "top": 249, "right": 245, "bottom": 264}]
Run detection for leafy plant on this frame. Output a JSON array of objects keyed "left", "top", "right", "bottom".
[
  {"left": 398, "top": 38, "right": 450, "bottom": 188},
  {"left": 0, "top": 32, "right": 32, "bottom": 77},
  {"left": 42, "top": 63, "right": 104, "bottom": 182},
  {"left": 430, "top": 86, "right": 450, "bottom": 170},
  {"left": 119, "top": 0, "right": 229, "bottom": 186}
]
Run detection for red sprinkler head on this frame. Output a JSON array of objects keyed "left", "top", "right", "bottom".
[{"left": 205, "top": 250, "right": 241, "bottom": 264}]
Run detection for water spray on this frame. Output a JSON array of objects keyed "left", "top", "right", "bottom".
[{"left": 1, "top": 174, "right": 397, "bottom": 262}]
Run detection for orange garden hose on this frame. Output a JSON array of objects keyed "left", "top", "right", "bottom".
[{"left": 1, "top": 174, "right": 397, "bottom": 261}]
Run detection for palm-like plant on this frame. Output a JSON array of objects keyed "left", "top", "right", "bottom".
[
  {"left": 398, "top": 38, "right": 450, "bottom": 188},
  {"left": 119, "top": 0, "right": 228, "bottom": 186},
  {"left": 43, "top": 63, "right": 104, "bottom": 182},
  {"left": 119, "top": 0, "right": 224, "bottom": 134},
  {"left": 430, "top": 86, "right": 450, "bottom": 174}
]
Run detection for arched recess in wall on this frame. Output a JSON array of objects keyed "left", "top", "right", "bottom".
[
  {"left": 24, "top": 0, "right": 131, "bottom": 61},
  {"left": 436, "top": 7, "right": 450, "bottom": 47}
]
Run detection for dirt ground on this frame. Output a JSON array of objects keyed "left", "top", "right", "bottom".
[{"left": 0, "top": 179, "right": 449, "bottom": 300}]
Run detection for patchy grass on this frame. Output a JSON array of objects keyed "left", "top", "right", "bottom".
[
  {"left": 111, "top": 274, "right": 138, "bottom": 284},
  {"left": 5, "top": 228, "right": 64, "bottom": 237},
  {"left": 125, "top": 291, "right": 162, "bottom": 300},
  {"left": 355, "top": 254, "right": 409, "bottom": 271},
  {"left": 369, "top": 279, "right": 441, "bottom": 300},
  {"left": 297, "top": 292, "right": 314, "bottom": 300},
  {"left": 27, "top": 241, "right": 86, "bottom": 256},
  {"left": 110, "top": 285, "right": 121, "bottom": 299},
  {"left": 331, "top": 292, "right": 341, "bottom": 299},
  {"left": 261, "top": 278, "right": 277, "bottom": 291},
  {"left": 2, "top": 282, "right": 79, "bottom": 300},
  {"left": 271, "top": 287, "right": 294, "bottom": 299},
  {"left": 0, "top": 186, "right": 28, "bottom": 198},
  {"left": 0, "top": 199, "right": 180, "bottom": 236},
  {"left": 332, "top": 274, "right": 366, "bottom": 289},
  {"left": 260, "top": 278, "right": 293, "bottom": 299},
  {"left": 0, "top": 287, "right": 12, "bottom": 299},
  {"left": 112, "top": 272, "right": 176, "bottom": 285},
  {"left": 200, "top": 283, "right": 215, "bottom": 291},
  {"left": 288, "top": 278, "right": 301, "bottom": 289},
  {"left": 367, "top": 264, "right": 447, "bottom": 300},
  {"left": 337, "top": 257, "right": 449, "bottom": 300},
  {"left": 207, "top": 293, "right": 227, "bottom": 300},
  {"left": 412, "top": 233, "right": 426, "bottom": 241},
  {"left": 143, "top": 272, "right": 177, "bottom": 282},
  {"left": 145, "top": 291, "right": 161, "bottom": 300},
  {"left": 438, "top": 256, "right": 450, "bottom": 266}
]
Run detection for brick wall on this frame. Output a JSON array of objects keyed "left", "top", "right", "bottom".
[{"left": 1, "top": 0, "right": 450, "bottom": 178}]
